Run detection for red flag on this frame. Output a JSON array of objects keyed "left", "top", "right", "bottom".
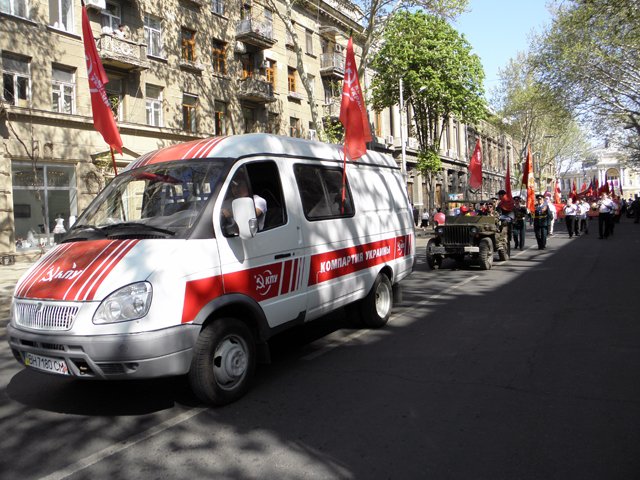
[
  {"left": 82, "top": 5, "right": 123, "bottom": 155},
  {"left": 580, "top": 180, "right": 587, "bottom": 192},
  {"left": 571, "top": 180, "right": 578, "bottom": 201},
  {"left": 554, "top": 179, "right": 561, "bottom": 204},
  {"left": 468, "top": 139, "right": 482, "bottom": 192},
  {"left": 524, "top": 146, "right": 535, "bottom": 212},
  {"left": 339, "top": 37, "right": 371, "bottom": 161}
]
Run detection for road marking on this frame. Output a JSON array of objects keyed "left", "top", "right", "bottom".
[
  {"left": 39, "top": 407, "right": 208, "bottom": 480},
  {"left": 302, "top": 274, "right": 479, "bottom": 361}
]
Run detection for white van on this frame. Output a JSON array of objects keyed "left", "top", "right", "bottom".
[{"left": 7, "top": 134, "right": 415, "bottom": 405}]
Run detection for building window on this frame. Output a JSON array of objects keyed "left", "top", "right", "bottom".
[
  {"left": 145, "top": 84, "right": 163, "bottom": 127},
  {"left": 144, "top": 14, "right": 163, "bottom": 58},
  {"left": 242, "top": 106, "right": 255, "bottom": 133},
  {"left": 214, "top": 100, "right": 226, "bottom": 136},
  {"left": 289, "top": 116, "right": 300, "bottom": 138},
  {"left": 374, "top": 111, "right": 382, "bottom": 137},
  {"left": 181, "top": 28, "right": 197, "bottom": 62},
  {"left": 12, "top": 163, "right": 77, "bottom": 248},
  {"left": 51, "top": 66, "right": 75, "bottom": 114},
  {"left": 288, "top": 68, "right": 296, "bottom": 93},
  {"left": 1, "top": 0, "right": 29, "bottom": 18},
  {"left": 212, "top": 40, "right": 226, "bottom": 74},
  {"left": 265, "top": 59, "right": 276, "bottom": 88},
  {"left": 101, "top": 2, "right": 121, "bottom": 33},
  {"left": 106, "top": 77, "right": 123, "bottom": 121},
  {"left": 49, "top": 0, "right": 74, "bottom": 32},
  {"left": 305, "top": 29, "right": 313, "bottom": 55},
  {"left": 2, "top": 54, "right": 31, "bottom": 107},
  {"left": 182, "top": 93, "right": 197, "bottom": 133},
  {"left": 267, "top": 112, "right": 279, "bottom": 134},
  {"left": 211, "top": 0, "right": 224, "bottom": 15}
]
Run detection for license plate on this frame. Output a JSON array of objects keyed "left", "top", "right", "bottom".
[{"left": 24, "top": 352, "right": 69, "bottom": 375}]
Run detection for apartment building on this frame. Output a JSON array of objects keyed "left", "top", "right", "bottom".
[
  {"left": 0, "top": 0, "right": 364, "bottom": 255},
  {"left": 1, "top": 0, "right": 512, "bottom": 257}
]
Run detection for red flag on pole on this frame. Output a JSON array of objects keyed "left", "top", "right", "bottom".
[
  {"left": 571, "top": 180, "right": 578, "bottom": 201},
  {"left": 81, "top": 4, "right": 123, "bottom": 158},
  {"left": 524, "top": 145, "right": 535, "bottom": 212},
  {"left": 339, "top": 37, "right": 371, "bottom": 161},
  {"left": 468, "top": 139, "right": 482, "bottom": 192},
  {"left": 554, "top": 179, "right": 562, "bottom": 204}
]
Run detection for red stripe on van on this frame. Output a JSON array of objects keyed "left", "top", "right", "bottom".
[
  {"left": 280, "top": 259, "right": 293, "bottom": 295},
  {"left": 223, "top": 262, "right": 283, "bottom": 301},
  {"left": 17, "top": 240, "right": 138, "bottom": 301},
  {"left": 181, "top": 275, "right": 224, "bottom": 323},
  {"left": 308, "top": 239, "right": 395, "bottom": 286}
]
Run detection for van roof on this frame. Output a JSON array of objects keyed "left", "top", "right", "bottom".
[{"left": 123, "top": 133, "right": 398, "bottom": 172}]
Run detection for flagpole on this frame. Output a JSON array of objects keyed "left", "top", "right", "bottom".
[{"left": 110, "top": 147, "right": 118, "bottom": 176}]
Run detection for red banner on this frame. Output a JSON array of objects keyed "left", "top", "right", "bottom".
[
  {"left": 468, "top": 139, "right": 482, "bottom": 192},
  {"left": 524, "top": 145, "right": 535, "bottom": 212},
  {"left": 81, "top": 5, "right": 123, "bottom": 154},
  {"left": 339, "top": 37, "right": 372, "bottom": 161}
]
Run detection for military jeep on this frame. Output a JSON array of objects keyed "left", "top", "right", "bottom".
[{"left": 426, "top": 214, "right": 511, "bottom": 270}]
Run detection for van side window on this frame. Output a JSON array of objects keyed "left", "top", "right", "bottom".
[
  {"left": 294, "top": 164, "right": 355, "bottom": 220},
  {"left": 220, "top": 161, "right": 286, "bottom": 236}
]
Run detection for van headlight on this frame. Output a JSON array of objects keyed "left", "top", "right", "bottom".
[{"left": 93, "top": 282, "right": 152, "bottom": 324}]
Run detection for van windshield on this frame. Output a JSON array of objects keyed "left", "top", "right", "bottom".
[{"left": 70, "top": 160, "right": 225, "bottom": 239}]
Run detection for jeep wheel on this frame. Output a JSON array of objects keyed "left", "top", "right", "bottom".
[
  {"left": 478, "top": 238, "right": 494, "bottom": 270},
  {"left": 498, "top": 241, "right": 510, "bottom": 261},
  {"left": 188, "top": 318, "right": 256, "bottom": 406},
  {"left": 426, "top": 239, "right": 443, "bottom": 270}
]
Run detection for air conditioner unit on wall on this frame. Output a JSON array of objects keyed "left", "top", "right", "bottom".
[
  {"left": 386, "top": 135, "right": 395, "bottom": 145},
  {"left": 407, "top": 137, "right": 419, "bottom": 149},
  {"left": 85, "top": 0, "right": 106, "bottom": 9},
  {"left": 307, "top": 129, "right": 317, "bottom": 140}
]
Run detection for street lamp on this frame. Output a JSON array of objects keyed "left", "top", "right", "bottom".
[{"left": 398, "top": 79, "right": 426, "bottom": 185}]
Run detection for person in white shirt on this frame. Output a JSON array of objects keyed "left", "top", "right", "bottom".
[
  {"left": 545, "top": 195, "right": 557, "bottom": 236},
  {"left": 577, "top": 199, "right": 590, "bottom": 235},
  {"left": 597, "top": 192, "right": 615, "bottom": 239},
  {"left": 563, "top": 198, "right": 579, "bottom": 238}
]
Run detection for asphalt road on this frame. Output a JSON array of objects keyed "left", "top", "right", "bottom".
[{"left": 1, "top": 219, "right": 639, "bottom": 480}]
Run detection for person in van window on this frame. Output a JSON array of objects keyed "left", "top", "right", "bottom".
[{"left": 221, "top": 177, "right": 267, "bottom": 233}]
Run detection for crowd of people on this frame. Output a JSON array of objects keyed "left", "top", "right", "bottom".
[{"left": 418, "top": 190, "right": 640, "bottom": 251}]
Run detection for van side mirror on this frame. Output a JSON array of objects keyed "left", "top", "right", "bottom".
[{"left": 232, "top": 197, "right": 258, "bottom": 239}]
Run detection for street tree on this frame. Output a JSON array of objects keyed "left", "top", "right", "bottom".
[
  {"left": 264, "top": 0, "right": 468, "bottom": 142},
  {"left": 369, "top": 10, "right": 485, "bottom": 210},
  {"left": 533, "top": 0, "right": 640, "bottom": 164},
  {"left": 490, "top": 51, "right": 589, "bottom": 192}
]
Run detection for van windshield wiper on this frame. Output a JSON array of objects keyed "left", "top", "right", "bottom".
[{"left": 98, "top": 222, "right": 176, "bottom": 237}]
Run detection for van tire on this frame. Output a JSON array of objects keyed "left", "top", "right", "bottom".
[
  {"left": 357, "top": 273, "right": 393, "bottom": 328},
  {"left": 188, "top": 318, "right": 256, "bottom": 406}
]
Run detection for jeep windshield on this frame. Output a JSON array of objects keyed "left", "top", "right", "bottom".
[{"left": 67, "top": 160, "right": 226, "bottom": 240}]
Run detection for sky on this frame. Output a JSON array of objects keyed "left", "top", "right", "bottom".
[{"left": 453, "top": 0, "right": 553, "bottom": 96}]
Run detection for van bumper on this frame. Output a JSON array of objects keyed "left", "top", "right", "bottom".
[{"left": 6, "top": 323, "right": 201, "bottom": 379}]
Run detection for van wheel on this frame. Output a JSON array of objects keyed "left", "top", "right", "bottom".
[
  {"left": 188, "top": 318, "right": 256, "bottom": 406},
  {"left": 357, "top": 273, "right": 393, "bottom": 328},
  {"left": 478, "top": 238, "right": 493, "bottom": 270}
]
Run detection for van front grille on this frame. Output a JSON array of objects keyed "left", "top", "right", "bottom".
[{"left": 14, "top": 301, "right": 80, "bottom": 331}]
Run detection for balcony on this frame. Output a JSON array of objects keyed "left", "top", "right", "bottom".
[
  {"left": 320, "top": 53, "right": 344, "bottom": 78},
  {"left": 235, "top": 18, "right": 276, "bottom": 50},
  {"left": 238, "top": 77, "right": 276, "bottom": 104},
  {"left": 97, "top": 34, "right": 150, "bottom": 71},
  {"left": 322, "top": 98, "right": 341, "bottom": 119}
]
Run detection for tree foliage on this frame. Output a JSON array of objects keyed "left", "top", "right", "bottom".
[
  {"left": 533, "top": 0, "right": 640, "bottom": 163},
  {"left": 491, "top": 52, "right": 589, "bottom": 189},
  {"left": 370, "top": 11, "right": 486, "bottom": 161}
]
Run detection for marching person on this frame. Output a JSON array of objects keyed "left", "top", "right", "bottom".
[
  {"left": 563, "top": 198, "right": 579, "bottom": 238},
  {"left": 533, "top": 194, "right": 550, "bottom": 250},
  {"left": 545, "top": 193, "right": 557, "bottom": 236},
  {"left": 512, "top": 196, "right": 527, "bottom": 250},
  {"left": 597, "top": 192, "right": 615, "bottom": 239},
  {"left": 577, "top": 198, "right": 590, "bottom": 235}
]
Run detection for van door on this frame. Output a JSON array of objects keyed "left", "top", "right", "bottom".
[{"left": 215, "top": 160, "right": 307, "bottom": 329}]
